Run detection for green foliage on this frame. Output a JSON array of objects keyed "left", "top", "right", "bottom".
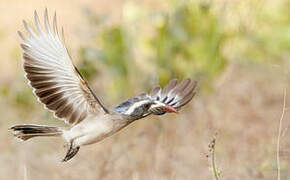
[
  {"left": 80, "top": 0, "right": 228, "bottom": 98},
  {"left": 1, "top": 85, "right": 35, "bottom": 108},
  {"left": 150, "top": 0, "right": 226, "bottom": 87},
  {"left": 13, "top": 87, "right": 35, "bottom": 107},
  {"left": 233, "top": 0, "right": 290, "bottom": 63},
  {"left": 79, "top": 25, "right": 135, "bottom": 99},
  {"left": 101, "top": 27, "right": 130, "bottom": 76},
  {"left": 78, "top": 47, "right": 102, "bottom": 81}
]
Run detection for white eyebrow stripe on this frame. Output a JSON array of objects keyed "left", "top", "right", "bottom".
[
  {"left": 124, "top": 100, "right": 149, "bottom": 115},
  {"left": 150, "top": 101, "right": 166, "bottom": 109}
]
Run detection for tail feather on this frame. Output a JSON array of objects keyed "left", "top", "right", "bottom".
[{"left": 10, "top": 124, "right": 62, "bottom": 141}]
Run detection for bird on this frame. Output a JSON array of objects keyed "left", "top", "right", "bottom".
[{"left": 10, "top": 9, "right": 197, "bottom": 162}]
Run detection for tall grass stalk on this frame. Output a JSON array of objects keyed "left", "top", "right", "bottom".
[
  {"left": 209, "top": 136, "right": 220, "bottom": 180},
  {"left": 276, "top": 88, "right": 287, "bottom": 180}
]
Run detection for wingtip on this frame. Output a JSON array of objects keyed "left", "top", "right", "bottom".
[
  {"left": 184, "top": 78, "right": 191, "bottom": 82},
  {"left": 20, "top": 43, "right": 29, "bottom": 50},
  {"left": 44, "top": 8, "right": 48, "bottom": 18},
  {"left": 184, "top": 78, "right": 198, "bottom": 89},
  {"left": 170, "top": 78, "right": 178, "bottom": 84},
  {"left": 34, "top": 10, "right": 40, "bottom": 22},
  {"left": 34, "top": 10, "right": 37, "bottom": 16},
  {"left": 44, "top": 8, "right": 48, "bottom": 22},
  {"left": 22, "top": 20, "right": 27, "bottom": 26},
  {"left": 53, "top": 11, "right": 59, "bottom": 36},
  {"left": 44, "top": 7, "right": 48, "bottom": 14},
  {"left": 17, "top": 30, "right": 22, "bottom": 37},
  {"left": 53, "top": 11, "right": 57, "bottom": 21},
  {"left": 22, "top": 20, "right": 31, "bottom": 34},
  {"left": 192, "top": 80, "right": 198, "bottom": 88},
  {"left": 61, "top": 26, "right": 65, "bottom": 43}
]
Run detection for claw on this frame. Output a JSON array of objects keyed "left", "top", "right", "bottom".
[{"left": 62, "top": 141, "right": 80, "bottom": 162}]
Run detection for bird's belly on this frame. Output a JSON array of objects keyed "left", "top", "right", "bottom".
[{"left": 64, "top": 118, "right": 115, "bottom": 146}]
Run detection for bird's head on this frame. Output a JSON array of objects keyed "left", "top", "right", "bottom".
[{"left": 113, "top": 94, "right": 178, "bottom": 120}]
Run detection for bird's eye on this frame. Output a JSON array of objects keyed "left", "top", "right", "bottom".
[{"left": 144, "top": 104, "right": 150, "bottom": 109}]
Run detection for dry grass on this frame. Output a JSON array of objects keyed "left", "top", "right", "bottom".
[
  {"left": 208, "top": 135, "right": 221, "bottom": 180},
  {"left": 276, "top": 88, "right": 287, "bottom": 180}
]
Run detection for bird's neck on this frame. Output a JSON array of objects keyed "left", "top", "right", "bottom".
[{"left": 108, "top": 114, "right": 136, "bottom": 134}]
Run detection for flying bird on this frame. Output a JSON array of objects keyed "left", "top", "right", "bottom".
[{"left": 10, "top": 9, "right": 197, "bottom": 162}]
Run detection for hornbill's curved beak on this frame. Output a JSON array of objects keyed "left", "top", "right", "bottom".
[{"left": 150, "top": 101, "right": 178, "bottom": 114}]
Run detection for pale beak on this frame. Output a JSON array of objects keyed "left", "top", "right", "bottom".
[{"left": 150, "top": 101, "right": 178, "bottom": 114}]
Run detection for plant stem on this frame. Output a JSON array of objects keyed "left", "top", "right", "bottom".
[
  {"left": 276, "top": 88, "right": 286, "bottom": 180},
  {"left": 209, "top": 138, "right": 220, "bottom": 180}
]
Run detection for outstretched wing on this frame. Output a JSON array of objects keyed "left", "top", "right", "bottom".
[
  {"left": 149, "top": 78, "right": 197, "bottom": 115},
  {"left": 18, "top": 9, "right": 109, "bottom": 125}
]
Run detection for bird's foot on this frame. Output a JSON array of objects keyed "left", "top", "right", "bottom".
[{"left": 62, "top": 141, "right": 80, "bottom": 162}]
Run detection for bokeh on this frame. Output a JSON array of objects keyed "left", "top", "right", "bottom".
[{"left": 0, "top": 0, "right": 289, "bottom": 179}]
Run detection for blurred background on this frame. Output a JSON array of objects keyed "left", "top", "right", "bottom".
[{"left": 0, "top": 0, "right": 290, "bottom": 179}]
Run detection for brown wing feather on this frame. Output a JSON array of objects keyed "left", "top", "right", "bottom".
[
  {"left": 149, "top": 78, "right": 197, "bottom": 115},
  {"left": 150, "top": 86, "right": 161, "bottom": 99},
  {"left": 160, "top": 79, "right": 178, "bottom": 100},
  {"left": 19, "top": 9, "right": 109, "bottom": 125}
]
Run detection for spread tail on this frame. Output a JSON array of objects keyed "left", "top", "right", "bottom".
[{"left": 10, "top": 124, "right": 62, "bottom": 141}]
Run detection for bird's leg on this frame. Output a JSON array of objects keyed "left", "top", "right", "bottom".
[{"left": 62, "top": 140, "right": 80, "bottom": 162}]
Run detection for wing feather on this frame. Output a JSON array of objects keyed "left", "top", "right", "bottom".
[
  {"left": 19, "top": 9, "right": 109, "bottom": 125},
  {"left": 160, "top": 78, "right": 178, "bottom": 100},
  {"left": 149, "top": 78, "right": 197, "bottom": 115},
  {"left": 150, "top": 86, "right": 161, "bottom": 99}
]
